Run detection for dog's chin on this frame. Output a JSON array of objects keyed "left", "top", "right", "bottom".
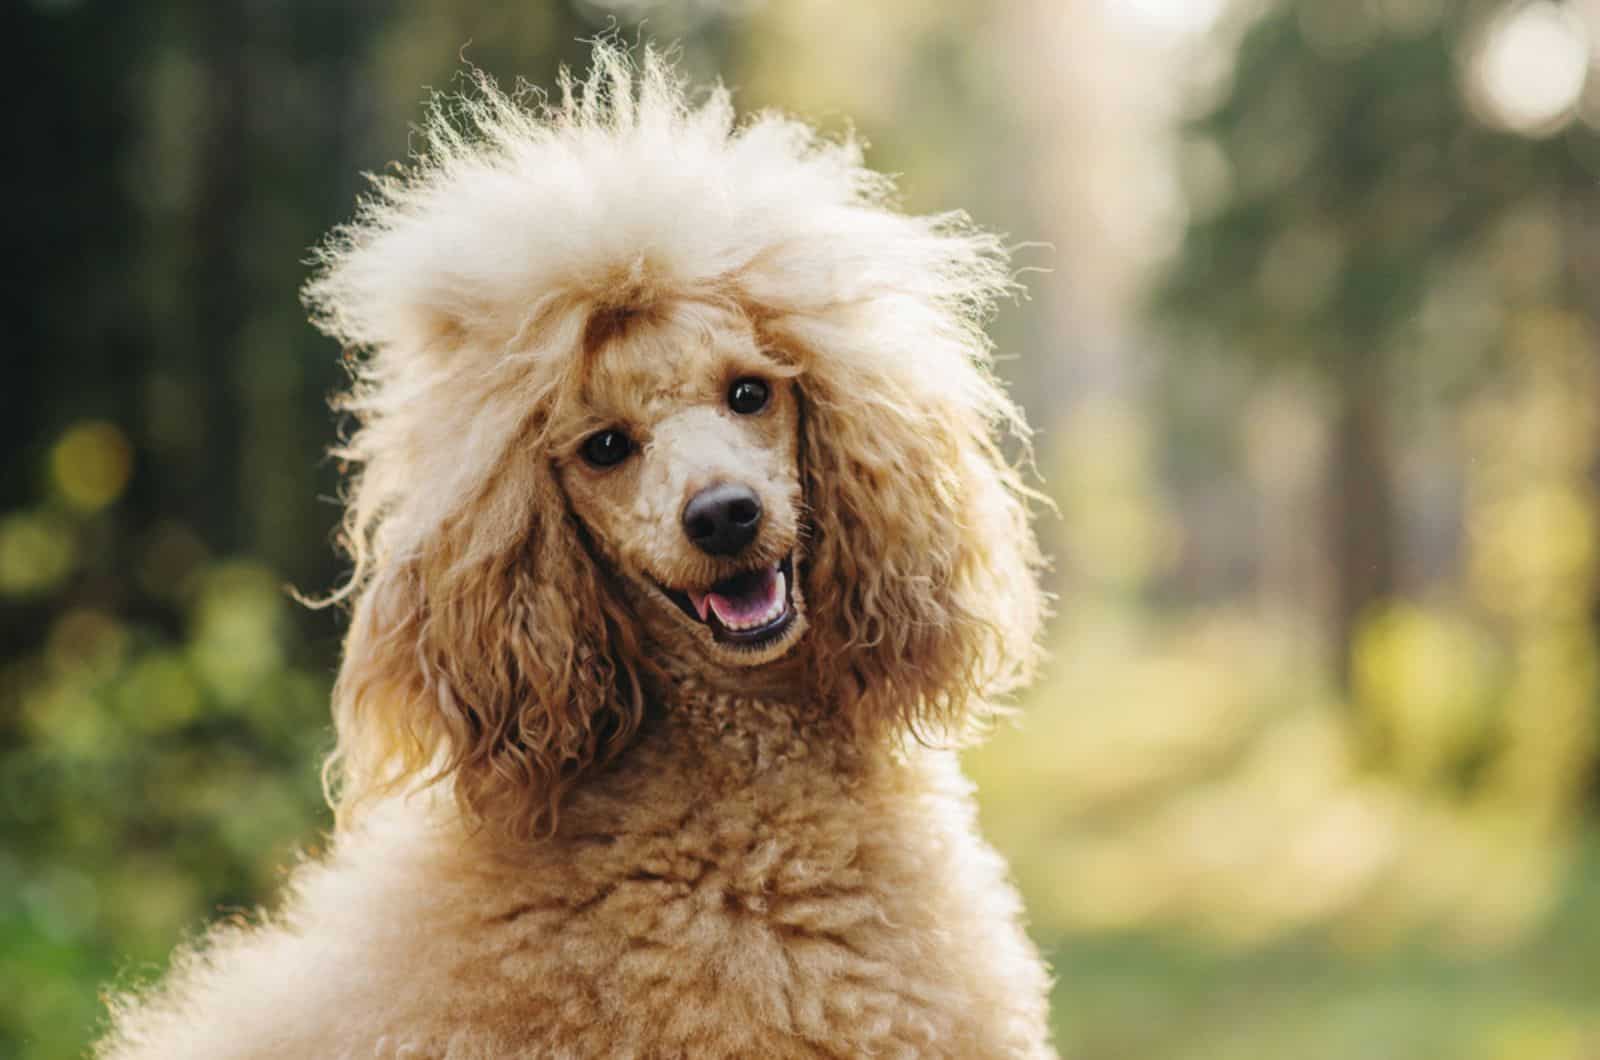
[{"left": 648, "top": 553, "right": 807, "bottom": 668}]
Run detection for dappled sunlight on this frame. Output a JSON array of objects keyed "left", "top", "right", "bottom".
[
  {"left": 975, "top": 318, "right": 1599, "bottom": 955},
  {"left": 978, "top": 616, "right": 1581, "bottom": 947}
]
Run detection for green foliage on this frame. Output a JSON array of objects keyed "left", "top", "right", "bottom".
[
  {"left": 1158, "top": 1, "right": 1596, "bottom": 363},
  {"left": 0, "top": 557, "right": 331, "bottom": 1057}
]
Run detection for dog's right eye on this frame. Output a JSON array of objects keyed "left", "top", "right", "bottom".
[
  {"left": 580, "top": 429, "right": 633, "bottom": 468},
  {"left": 728, "top": 377, "right": 770, "bottom": 415}
]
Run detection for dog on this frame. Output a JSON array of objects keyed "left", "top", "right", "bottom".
[{"left": 96, "top": 44, "right": 1055, "bottom": 1059}]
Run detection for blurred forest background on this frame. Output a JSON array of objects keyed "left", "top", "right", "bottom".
[{"left": 6, "top": 0, "right": 1600, "bottom": 1056}]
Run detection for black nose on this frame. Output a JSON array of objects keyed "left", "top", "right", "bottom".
[{"left": 682, "top": 483, "right": 763, "bottom": 556}]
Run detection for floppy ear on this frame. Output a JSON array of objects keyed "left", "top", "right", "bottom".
[
  {"left": 327, "top": 442, "right": 646, "bottom": 839},
  {"left": 795, "top": 343, "right": 1045, "bottom": 740}
]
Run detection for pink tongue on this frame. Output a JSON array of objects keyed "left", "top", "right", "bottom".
[{"left": 690, "top": 566, "right": 780, "bottom": 626}]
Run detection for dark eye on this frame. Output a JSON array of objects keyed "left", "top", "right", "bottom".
[
  {"left": 728, "top": 377, "right": 770, "bottom": 414},
  {"left": 580, "top": 428, "right": 633, "bottom": 468}
]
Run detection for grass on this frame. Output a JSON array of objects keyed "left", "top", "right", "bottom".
[{"left": 1040, "top": 834, "right": 1600, "bottom": 1059}]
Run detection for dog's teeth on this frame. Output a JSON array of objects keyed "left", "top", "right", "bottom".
[{"left": 700, "top": 565, "right": 788, "bottom": 633}]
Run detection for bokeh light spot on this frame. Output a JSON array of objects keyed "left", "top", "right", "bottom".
[
  {"left": 1353, "top": 604, "right": 1498, "bottom": 785},
  {"left": 0, "top": 511, "right": 77, "bottom": 597},
  {"left": 187, "top": 562, "right": 289, "bottom": 705},
  {"left": 117, "top": 653, "right": 205, "bottom": 733},
  {"left": 1469, "top": 1, "right": 1591, "bottom": 136},
  {"left": 51, "top": 421, "right": 134, "bottom": 512},
  {"left": 1110, "top": 0, "right": 1225, "bottom": 37}
]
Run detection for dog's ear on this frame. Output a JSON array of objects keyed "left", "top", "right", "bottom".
[
  {"left": 792, "top": 340, "right": 1045, "bottom": 742},
  {"left": 327, "top": 454, "right": 645, "bottom": 839}
]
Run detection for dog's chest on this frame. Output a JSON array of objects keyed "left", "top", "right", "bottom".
[{"left": 427, "top": 747, "right": 1040, "bottom": 1057}]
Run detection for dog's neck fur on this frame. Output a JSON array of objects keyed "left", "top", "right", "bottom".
[
  {"left": 642, "top": 656, "right": 862, "bottom": 777},
  {"left": 527, "top": 655, "right": 872, "bottom": 865}
]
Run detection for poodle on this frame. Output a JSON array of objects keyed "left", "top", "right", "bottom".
[{"left": 96, "top": 44, "right": 1055, "bottom": 1059}]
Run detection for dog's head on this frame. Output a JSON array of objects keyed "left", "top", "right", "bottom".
[
  {"left": 558, "top": 301, "right": 808, "bottom": 673},
  {"left": 306, "top": 47, "right": 1044, "bottom": 837}
]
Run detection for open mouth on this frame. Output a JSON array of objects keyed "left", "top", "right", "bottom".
[{"left": 660, "top": 554, "right": 797, "bottom": 646}]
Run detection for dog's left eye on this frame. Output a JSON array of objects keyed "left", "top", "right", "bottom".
[
  {"left": 580, "top": 429, "right": 633, "bottom": 468},
  {"left": 728, "top": 377, "right": 770, "bottom": 415}
]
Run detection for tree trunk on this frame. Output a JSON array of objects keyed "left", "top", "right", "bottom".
[
  {"left": 1560, "top": 186, "right": 1600, "bottom": 811},
  {"left": 1325, "top": 354, "right": 1397, "bottom": 695}
]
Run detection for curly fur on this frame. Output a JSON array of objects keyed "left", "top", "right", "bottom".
[{"left": 96, "top": 44, "right": 1054, "bottom": 1059}]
